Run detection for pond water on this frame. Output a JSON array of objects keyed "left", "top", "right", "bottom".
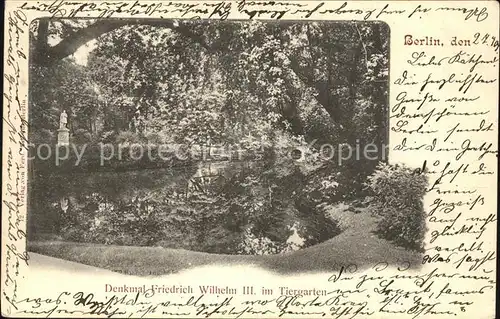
[{"left": 29, "top": 162, "right": 341, "bottom": 255}]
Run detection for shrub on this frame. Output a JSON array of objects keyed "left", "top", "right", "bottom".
[
  {"left": 73, "top": 128, "right": 93, "bottom": 144},
  {"left": 365, "top": 162, "right": 428, "bottom": 251},
  {"left": 115, "top": 131, "right": 142, "bottom": 145},
  {"left": 238, "top": 227, "right": 295, "bottom": 255},
  {"left": 30, "top": 129, "right": 55, "bottom": 145}
]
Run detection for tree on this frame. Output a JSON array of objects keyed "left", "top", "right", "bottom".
[
  {"left": 30, "top": 19, "right": 389, "bottom": 146},
  {"left": 29, "top": 20, "right": 391, "bottom": 253},
  {"left": 29, "top": 59, "right": 101, "bottom": 134}
]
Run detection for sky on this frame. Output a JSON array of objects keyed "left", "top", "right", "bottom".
[
  {"left": 48, "top": 34, "right": 96, "bottom": 66},
  {"left": 71, "top": 40, "right": 97, "bottom": 66}
]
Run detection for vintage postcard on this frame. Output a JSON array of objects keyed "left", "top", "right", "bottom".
[{"left": 2, "top": 0, "right": 498, "bottom": 318}]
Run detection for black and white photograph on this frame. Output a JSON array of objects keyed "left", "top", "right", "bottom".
[{"left": 27, "top": 19, "right": 428, "bottom": 275}]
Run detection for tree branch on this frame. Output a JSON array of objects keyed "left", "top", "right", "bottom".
[{"left": 35, "top": 19, "right": 211, "bottom": 65}]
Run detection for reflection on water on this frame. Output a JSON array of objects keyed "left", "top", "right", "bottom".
[{"left": 30, "top": 163, "right": 341, "bottom": 255}]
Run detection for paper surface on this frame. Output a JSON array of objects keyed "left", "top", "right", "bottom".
[{"left": 2, "top": 1, "right": 498, "bottom": 318}]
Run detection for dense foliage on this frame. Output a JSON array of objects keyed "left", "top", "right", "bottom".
[
  {"left": 30, "top": 20, "right": 389, "bottom": 148},
  {"left": 28, "top": 20, "right": 398, "bottom": 254},
  {"left": 365, "top": 163, "right": 428, "bottom": 251}
]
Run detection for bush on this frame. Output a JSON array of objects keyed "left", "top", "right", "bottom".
[
  {"left": 238, "top": 227, "right": 295, "bottom": 255},
  {"left": 365, "top": 162, "right": 428, "bottom": 251},
  {"left": 115, "top": 131, "right": 142, "bottom": 145},
  {"left": 30, "top": 129, "right": 55, "bottom": 145},
  {"left": 73, "top": 128, "right": 93, "bottom": 144}
]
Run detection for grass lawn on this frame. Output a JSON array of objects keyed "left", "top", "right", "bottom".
[{"left": 28, "top": 206, "right": 422, "bottom": 276}]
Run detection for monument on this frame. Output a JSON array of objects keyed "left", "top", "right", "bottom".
[{"left": 57, "top": 110, "right": 70, "bottom": 146}]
